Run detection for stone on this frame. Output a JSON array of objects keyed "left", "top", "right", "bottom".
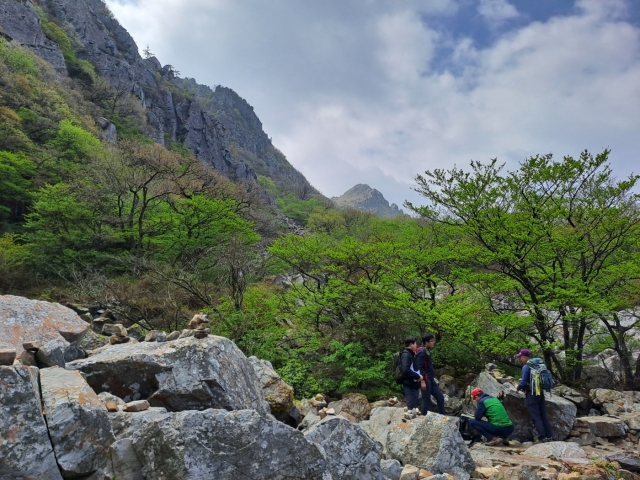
[
  {"left": 249, "top": 356, "right": 295, "bottom": 423},
  {"left": 606, "top": 452, "right": 640, "bottom": 472},
  {"left": 131, "top": 409, "right": 329, "bottom": 479},
  {"left": 365, "top": 407, "right": 475, "bottom": 476},
  {"left": 0, "top": 365, "right": 63, "bottom": 480},
  {"left": 67, "top": 335, "right": 270, "bottom": 414},
  {"left": 178, "top": 328, "right": 195, "bottom": 339},
  {"left": 382, "top": 459, "right": 404, "bottom": 480},
  {"left": 552, "top": 385, "right": 592, "bottom": 413},
  {"left": 19, "top": 349, "right": 37, "bottom": 366},
  {"left": 91, "top": 318, "right": 108, "bottom": 333},
  {"left": 104, "top": 438, "right": 144, "bottom": 480},
  {"left": 489, "top": 466, "right": 541, "bottom": 480},
  {"left": 304, "top": 416, "right": 386, "bottom": 480},
  {"left": 328, "top": 392, "right": 372, "bottom": 422},
  {"left": 108, "top": 407, "right": 170, "bottom": 440},
  {"left": 110, "top": 334, "right": 131, "bottom": 345},
  {"left": 96, "top": 117, "right": 118, "bottom": 142},
  {"left": 144, "top": 329, "right": 166, "bottom": 342},
  {"left": 80, "top": 328, "right": 111, "bottom": 351},
  {"left": 0, "top": 295, "right": 88, "bottom": 364},
  {"left": 299, "top": 409, "right": 322, "bottom": 430},
  {"left": 193, "top": 327, "right": 210, "bottom": 339},
  {"left": 123, "top": 399, "right": 150, "bottom": 412},
  {"left": 106, "top": 400, "right": 119, "bottom": 412},
  {"left": 400, "top": 465, "right": 420, "bottom": 480},
  {"left": 590, "top": 389, "right": 640, "bottom": 416},
  {"left": 622, "top": 412, "right": 640, "bottom": 431},
  {"left": 126, "top": 325, "right": 144, "bottom": 341},
  {"left": 102, "top": 323, "right": 127, "bottom": 336},
  {"left": 474, "top": 467, "right": 499, "bottom": 478},
  {"left": 166, "top": 330, "right": 181, "bottom": 341},
  {"left": 523, "top": 441, "right": 587, "bottom": 459},
  {"left": 439, "top": 375, "right": 458, "bottom": 396},
  {"left": 573, "top": 416, "right": 627, "bottom": 438},
  {"left": 22, "top": 340, "right": 42, "bottom": 351},
  {"left": 468, "top": 371, "right": 577, "bottom": 441},
  {"left": 40, "top": 367, "right": 115, "bottom": 478},
  {"left": 0, "top": 347, "right": 17, "bottom": 365},
  {"left": 99, "top": 391, "right": 125, "bottom": 406}
]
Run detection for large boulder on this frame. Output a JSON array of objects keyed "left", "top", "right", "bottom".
[
  {"left": 0, "top": 366, "right": 63, "bottom": 480},
  {"left": 328, "top": 392, "right": 372, "bottom": 422},
  {"left": 0, "top": 295, "right": 89, "bottom": 366},
  {"left": 40, "top": 367, "right": 115, "bottom": 478},
  {"left": 523, "top": 441, "right": 587, "bottom": 459},
  {"left": 364, "top": 407, "right": 475, "bottom": 477},
  {"left": 108, "top": 407, "right": 171, "bottom": 440},
  {"left": 66, "top": 336, "right": 270, "bottom": 415},
  {"left": 469, "top": 371, "right": 577, "bottom": 441},
  {"left": 248, "top": 356, "right": 295, "bottom": 423},
  {"left": 304, "top": 416, "right": 386, "bottom": 480},
  {"left": 128, "top": 409, "right": 329, "bottom": 479},
  {"left": 573, "top": 416, "right": 627, "bottom": 438},
  {"left": 590, "top": 388, "right": 640, "bottom": 416},
  {"left": 552, "top": 385, "right": 592, "bottom": 414}
]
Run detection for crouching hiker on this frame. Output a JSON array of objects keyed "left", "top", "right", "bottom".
[
  {"left": 400, "top": 336, "right": 423, "bottom": 410},
  {"left": 469, "top": 388, "right": 514, "bottom": 446}
]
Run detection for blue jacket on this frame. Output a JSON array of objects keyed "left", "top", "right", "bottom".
[
  {"left": 517, "top": 364, "right": 531, "bottom": 391},
  {"left": 415, "top": 346, "right": 434, "bottom": 378},
  {"left": 400, "top": 348, "right": 421, "bottom": 389}
]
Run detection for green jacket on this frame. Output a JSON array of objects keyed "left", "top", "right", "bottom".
[{"left": 475, "top": 394, "right": 513, "bottom": 427}]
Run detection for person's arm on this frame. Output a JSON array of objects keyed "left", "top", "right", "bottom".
[
  {"left": 516, "top": 365, "right": 530, "bottom": 391},
  {"left": 401, "top": 352, "right": 421, "bottom": 380},
  {"left": 474, "top": 398, "right": 487, "bottom": 421},
  {"left": 415, "top": 348, "right": 426, "bottom": 376}
]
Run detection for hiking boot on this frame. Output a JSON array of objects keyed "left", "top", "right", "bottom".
[
  {"left": 541, "top": 437, "right": 553, "bottom": 443},
  {"left": 485, "top": 437, "right": 503, "bottom": 447},
  {"left": 502, "top": 438, "right": 510, "bottom": 446}
]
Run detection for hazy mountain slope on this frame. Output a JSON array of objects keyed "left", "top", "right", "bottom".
[{"left": 332, "top": 184, "right": 404, "bottom": 218}]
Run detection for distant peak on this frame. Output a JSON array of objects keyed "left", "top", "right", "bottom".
[{"left": 332, "top": 184, "right": 404, "bottom": 218}]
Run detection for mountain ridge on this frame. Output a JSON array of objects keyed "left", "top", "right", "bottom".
[{"left": 332, "top": 184, "right": 404, "bottom": 218}]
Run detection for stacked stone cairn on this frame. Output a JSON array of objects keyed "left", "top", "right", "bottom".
[{"left": 104, "top": 324, "right": 131, "bottom": 345}]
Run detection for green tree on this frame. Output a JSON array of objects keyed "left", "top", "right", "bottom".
[{"left": 408, "top": 150, "right": 640, "bottom": 383}]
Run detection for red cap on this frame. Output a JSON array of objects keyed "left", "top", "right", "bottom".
[{"left": 471, "top": 388, "right": 483, "bottom": 398}]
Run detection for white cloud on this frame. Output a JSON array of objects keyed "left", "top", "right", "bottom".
[
  {"left": 106, "top": 0, "right": 640, "bottom": 209},
  {"left": 478, "top": 0, "right": 519, "bottom": 25}
]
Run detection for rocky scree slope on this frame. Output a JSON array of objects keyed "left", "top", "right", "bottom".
[{"left": 0, "top": 0, "right": 315, "bottom": 197}]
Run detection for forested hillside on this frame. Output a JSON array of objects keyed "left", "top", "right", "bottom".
[{"left": 1, "top": 0, "right": 639, "bottom": 400}]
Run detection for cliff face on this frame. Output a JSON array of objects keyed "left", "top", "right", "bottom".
[
  {"left": 0, "top": 0, "right": 313, "bottom": 192},
  {"left": 332, "top": 184, "right": 405, "bottom": 218}
]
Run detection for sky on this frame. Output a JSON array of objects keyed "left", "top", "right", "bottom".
[{"left": 105, "top": 0, "right": 640, "bottom": 209}]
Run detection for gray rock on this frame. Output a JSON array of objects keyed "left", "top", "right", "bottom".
[
  {"left": 165, "top": 330, "right": 181, "bottom": 341},
  {"left": 40, "top": 367, "right": 115, "bottom": 478},
  {"left": 104, "top": 438, "right": 145, "bottom": 480},
  {"left": 67, "top": 335, "right": 270, "bottom": 414},
  {"left": 573, "top": 416, "right": 627, "bottom": 438},
  {"left": 590, "top": 388, "right": 640, "bottom": 415},
  {"left": 102, "top": 323, "right": 127, "bottom": 337},
  {"left": 131, "top": 409, "right": 329, "bottom": 479},
  {"left": 108, "top": 407, "right": 170, "bottom": 440},
  {"left": 123, "top": 399, "right": 150, "bottom": 412},
  {"left": 144, "top": 330, "right": 167, "bottom": 342},
  {"left": 249, "top": 356, "right": 295, "bottom": 423},
  {"left": 381, "top": 459, "right": 403, "bottom": 480},
  {"left": 327, "top": 392, "right": 372, "bottom": 422},
  {"left": 552, "top": 385, "right": 592, "bottom": 413},
  {"left": 99, "top": 391, "right": 125, "bottom": 406},
  {"left": 606, "top": 451, "right": 640, "bottom": 472},
  {"left": 0, "top": 295, "right": 88, "bottom": 365},
  {"left": 299, "top": 409, "right": 322, "bottom": 430},
  {"left": 0, "top": 366, "right": 62, "bottom": 480},
  {"left": 365, "top": 408, "right": 475, "bottom": 476},
  {"left": 523, "top": 441, "right": 587, "bottom": 459},
  {"left": 399, "top": 465, "right": 420, "bottom": 480},
  {"left": 96, "top": 117, "right": 118, "bottom": 143},
  {"left": 304, "top": 416, "right": 386, "bottom": 480},
  {"left": 0, "top": 347, "right": 17, "bottom": 365},
  {"left": 622, "top": 412, "right": 640, "bottom": 430},
  {"left": 469, "top": 371, "right": 576, "bottom": 441}
]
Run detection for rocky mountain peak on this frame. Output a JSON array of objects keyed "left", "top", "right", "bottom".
[{"left": 332, "top": 184, "right": 404, "bottom": 218}]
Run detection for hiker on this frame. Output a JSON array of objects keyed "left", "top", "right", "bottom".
[
  {"left": 400, "top": 336, "right": 423, "bottom": 410},
  {"left": 415, "top": 333, "right": 445, "bottom": 415},
  {"left": 515, "top": 348, "right": 554, "bottom": 442},
  {"left": 469, "top": 388, "right": 513, "bottom": 446}
]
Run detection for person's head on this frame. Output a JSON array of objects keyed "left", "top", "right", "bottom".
[
  {"left": 405, "top": 336, "right": 418, "bottom": 351},
  {"left": 471, "top": 388, "right": 483, "bottom": 402},
  {"left": 516, "top": 348, "right": 532, "bottom": 364},
  {"left": 422, "top": 333, "right": 435, "bottom": 348}
]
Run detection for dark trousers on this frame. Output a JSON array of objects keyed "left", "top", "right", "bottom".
[
  {"left": 421, "top": 378, "right": 445, "bottom": 415},
  {"left": 404, "top": 386, "right": 420, "bottom": 410},
  {"left": 469, "top": 419, "right": 514, "bottom": 440},
  {"left": 525, "top": 392, "right": 553, "bottom": 440}
]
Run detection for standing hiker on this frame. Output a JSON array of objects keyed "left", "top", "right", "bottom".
[
  {"left": 515, "top": 348, "right": 554, "bottom": 442},
  {"left": 469, "top": 388, "right": 514, "bottom": 446},
  {"left": 400, "top": 336, "right": 423, "bottom": 410},
  {"left": 415, "top": 333, "right": 445, "bottom": 415}
]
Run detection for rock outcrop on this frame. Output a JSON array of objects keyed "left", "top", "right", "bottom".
[
  {"left": 0, "top": 295, "right": 88, "bottom": 367},
  {"left": 66, "top": 335, "right": 270, "bottom": 414},
  {"left": 304, "top": 416, "right": 386, "bottom": 480},
  {"left": 40, "top": 367, "right": 115, "bottom": 478},
  {"left": 332, "top": 184, "right": 405, "bottom": 218},
  {"left": 364, "top": 407, "right": 475, "bottom": 477},
  {"left": 0, "top": 365, "right": 62, "bottom": 480},
  {"left": 248, "top": 356, "right": 296, "bottom": 423},
  {"left": 126, "top": 409, "right": 329, "bottom": 479}
]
